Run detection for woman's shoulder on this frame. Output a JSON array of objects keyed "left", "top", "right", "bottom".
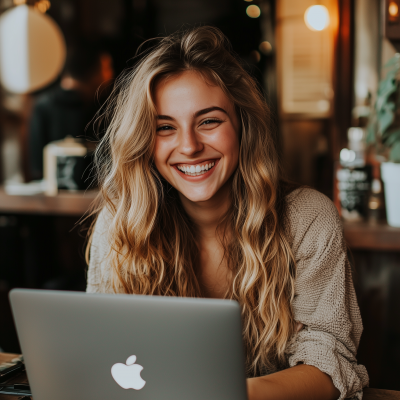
[
  {"left": 284, "top": 187, "right": 343, "bottom": 254},
  {"left": 285, "top": 187, "right": 340, "bottom": 221},
  {"left": 94, "top": 206, "right": 113, "bottom": 235}
]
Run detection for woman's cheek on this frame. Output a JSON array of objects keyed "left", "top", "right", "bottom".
[{"left": 153, "top": 139, "right": 170, "bottom": 174}]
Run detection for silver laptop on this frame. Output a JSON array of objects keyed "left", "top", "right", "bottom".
[{"left": 10, "top": 289, "right": 247, "bottom": 400}]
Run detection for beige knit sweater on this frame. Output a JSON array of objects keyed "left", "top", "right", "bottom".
[{"left": 87, "top": 188, "right": 369, "bottom": 399}]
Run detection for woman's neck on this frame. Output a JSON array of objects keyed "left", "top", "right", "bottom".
[
  {"left": 179, "top": 181, "right": 233, "bottom": 299},
  {"left": 179, "top": 181, "right": 231, "bottom": 241}
]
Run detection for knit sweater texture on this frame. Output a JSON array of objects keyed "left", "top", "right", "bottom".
[{"left": 86, "top": 188, "right": 369, "bottom": 399}]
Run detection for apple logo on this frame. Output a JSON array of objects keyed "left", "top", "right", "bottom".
[{"left": 111, "top": 355, "right": 146, "bottom": 390}]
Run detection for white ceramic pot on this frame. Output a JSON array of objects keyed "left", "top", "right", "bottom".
[
  {"left": 381, "top": 162, "right": 400, "bottom": 227},
  {"left": 43, "top": 137, "right": 87, "bottom": 196}
]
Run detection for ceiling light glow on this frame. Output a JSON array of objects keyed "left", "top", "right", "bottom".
[
  {"left": 304, "top": 5, "right": 330, "bottom": 31},
  {"left": 389, "top": 1, "right": 399, "bottom": 17}
]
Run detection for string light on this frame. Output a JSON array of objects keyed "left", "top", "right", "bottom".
[
  {"left": 12, "top": 0, "right": 51, "bottom": 10},
  {"left": 34, "top": 0, "right": 51, "bottom": 13},
  {"left": 259, "top": 41, "right": 272, "bottom": 54},
  {"left": 304, "top": 5, "right": 330, "bottom": 31},
  {"left": 246, "top": 5, "right": 261, "bottom": 18}
]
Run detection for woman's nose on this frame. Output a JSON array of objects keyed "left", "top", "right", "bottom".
[{"left": 177, "top": 128, "right": 204, "bottom": 156}]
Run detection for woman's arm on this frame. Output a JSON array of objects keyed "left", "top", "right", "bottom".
[
  {"left": 274, "top": 189, "right": 368, "bottom": 400},
  {"left": 247, "top": 364, "right": 340, "bottom": 400}
]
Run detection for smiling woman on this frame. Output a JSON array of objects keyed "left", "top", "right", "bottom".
[{"left": 86, "top": 27, "right": 368, "bottom": 400}]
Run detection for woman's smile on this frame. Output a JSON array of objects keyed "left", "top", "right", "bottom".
[{"left": 174, "top": 159, "right": 219, "bottom": 180}]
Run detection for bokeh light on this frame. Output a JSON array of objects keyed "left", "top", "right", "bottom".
[
  {"left": 259, "top": 41, "right": 272, "bottom": 54},
  {"left": 340, "top": 148, "right": 356, "bottom": 163},
  {"left": 246, "top": 5, "right": 261, "bottom": 18},
  {"left": 304, "top": 5, "right": 330, "bottom": 31},
  {"left": 34, "top": 0, "right": 51, "bottom": 13},
  {"left": 250, "top": 50, "right": 261, "bottom": 63},
  {"left": 389, "top": 1, "right": 399, "bottom": 17}
]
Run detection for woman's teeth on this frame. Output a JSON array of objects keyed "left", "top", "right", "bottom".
[{"left": 177, "top": 162, "right": 215, "bottom": 176}]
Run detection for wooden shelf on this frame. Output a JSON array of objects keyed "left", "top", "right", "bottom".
[
  {"left": 343, "top": 220, "right": 400, "bottom": 252},
  {"left": 0, "top": 188, "right": 398, "bottom": 251},
  {"left": 0, "top": 188, "right": 98, "bottom": 216}
]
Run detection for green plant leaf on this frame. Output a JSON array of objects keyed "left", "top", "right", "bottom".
[
  {"left": 384, "top": 53, "right": 400, "bottom": 68},
  {"left": 378, "top": 101, "right": 395, "bottom": 134},
  {"left": 383, "top": 128, "right": 400, "bottom": 146},
  {"left": 369, "top": 54, "right": 400, "bottom": 148},
  {"left": 378, "top": 69, "right": 397, "bottom": 90},
  {"left": 366, "top": 113, "right": 378, "bottom": 143},
  {"left": 376, "top": 72, "right": 397, "bottom": 112},
  {"left": 366, "top": 119, "right": 377, "bottom": 143},
  {"left": 382, "top": 79, "right": 398, "bottom": 98},
  {"left": 389, "top": 141, "right": 400, "bottom": 162}
]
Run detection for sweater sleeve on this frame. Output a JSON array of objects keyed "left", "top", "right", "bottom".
[
  {"left": 285, "top": 189, "right": 369, "bottom": 400},
  {"left": 86, "top": 208, "right": 113, "bottom": 293}
]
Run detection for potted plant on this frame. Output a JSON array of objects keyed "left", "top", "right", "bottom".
[{"left": 367, "top": 53, "right": 400, "bottom": 227}]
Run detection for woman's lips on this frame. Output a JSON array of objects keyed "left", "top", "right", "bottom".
[{"left": 173, "top": 159, "right": 220, "bottom": 181}]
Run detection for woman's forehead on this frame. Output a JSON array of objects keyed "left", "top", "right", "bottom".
[{"left": 154, "top": 70, "right": 234, "bottom": 117}]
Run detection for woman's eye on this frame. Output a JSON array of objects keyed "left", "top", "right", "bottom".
[
  {"left": 156, "top": 125, "right": 173, "bottom": 132},
  {"left": 200, "top": 119, "right": 222, "bottom": 127}
]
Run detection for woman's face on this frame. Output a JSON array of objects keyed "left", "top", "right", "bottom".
[{"left": 153, "top": 71, "right": 240, "bottom": 203}]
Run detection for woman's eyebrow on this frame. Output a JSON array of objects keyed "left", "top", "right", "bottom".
[
  {"left": 156, "top": 106, "right": 228, "bottom": 121},
  {"left": 194, "top": 106, "right": 228, "bottom": 117},
  {"left": 156, "top": 115, "right": 174, "bottom": 121}
]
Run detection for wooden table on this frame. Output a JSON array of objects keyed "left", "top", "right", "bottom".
[
  {"left": 0, "top": 353, "right": 29, "bottom": 400},
  {"left": 0, "top": 188, "right": 98, "bottom": 216},
  {"left": 0, "top": 353, "right": 399, "bottom": 399},
  {"left": 343, "top": 220, "right": 400, "bottom": 252},
  {"left": 1, "top": 188, "right": 399, "bottom": 245}
]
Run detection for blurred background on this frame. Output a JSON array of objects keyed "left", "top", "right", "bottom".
[{"left": 0, "top": 0, "right": 399, "bottom": 392}]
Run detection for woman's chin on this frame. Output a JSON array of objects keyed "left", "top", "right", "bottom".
[
  {"left": 179, "top": 189, "right": 218, "bottom": 204},
  {"left": 176, "top": 177, "right": 232, "bottom": 205}
]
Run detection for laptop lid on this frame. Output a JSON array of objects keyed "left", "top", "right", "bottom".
[{"left": 10, "top": 289, "right": 247, "bottom": 400}]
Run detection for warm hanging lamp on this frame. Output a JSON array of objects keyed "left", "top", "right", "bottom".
[
  {"left": 0, "top": 2, "right": 66, "bottom": 93},
  {"left": 304, "top": 4, "right": 330, "bottom": 31}
]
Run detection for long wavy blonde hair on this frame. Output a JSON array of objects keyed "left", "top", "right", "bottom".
[{"left": 87, "top": 26, "right": 297, "bottom": 375}]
